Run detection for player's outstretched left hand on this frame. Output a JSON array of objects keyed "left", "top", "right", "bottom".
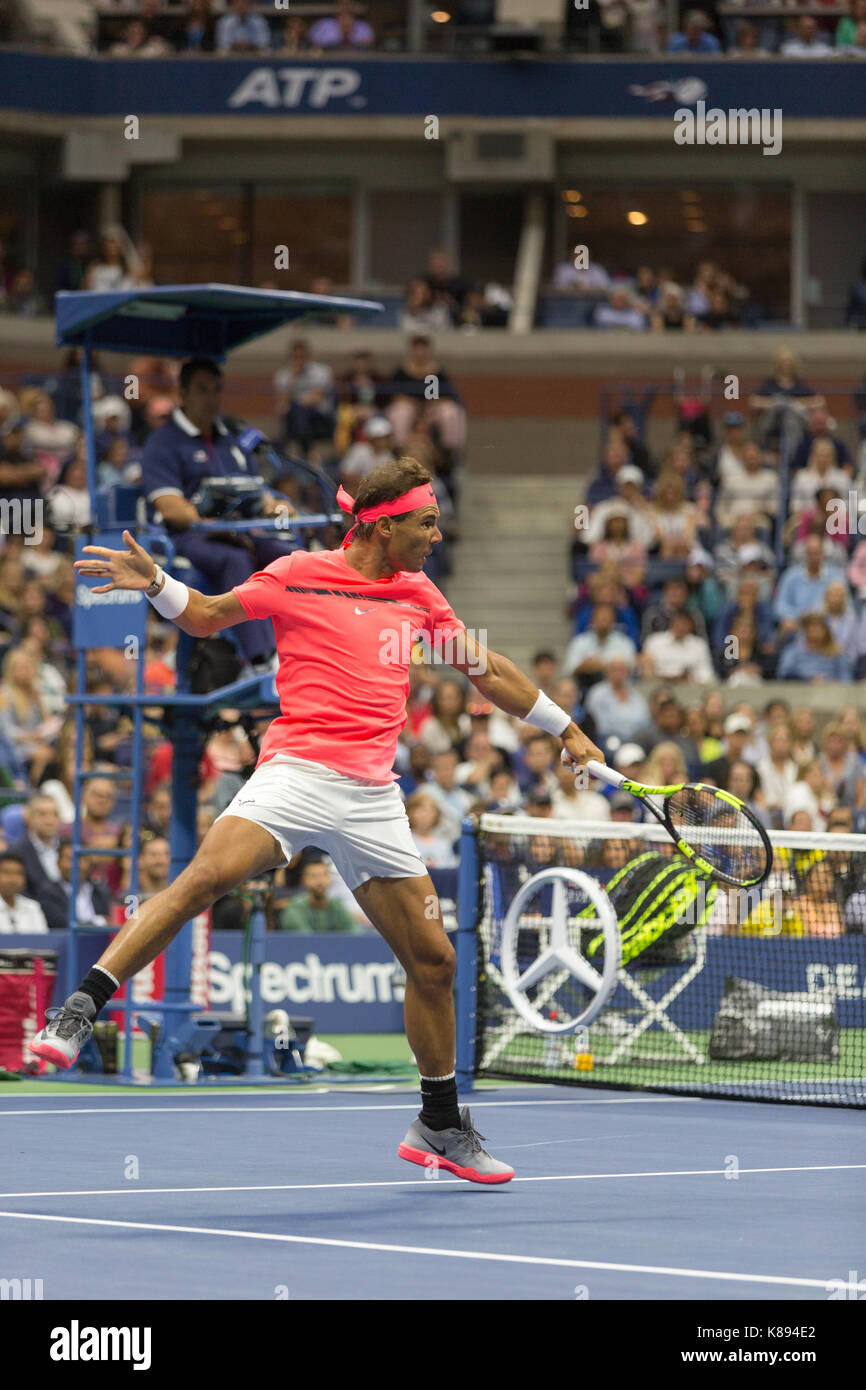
[{"left": 73, "top": 529, "right": 156, "bottom": 594}]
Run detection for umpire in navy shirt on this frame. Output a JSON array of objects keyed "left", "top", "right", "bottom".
[{"left": 141, "top": 357, "right": 292, "bottom": 672}]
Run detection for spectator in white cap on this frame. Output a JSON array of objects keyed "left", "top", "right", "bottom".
[
  {"left": 593, "top": 744, "right": 649, "bottom": 820},
  {"left": 585, "top": 464, "right": 655, "bottom": 548},
  {"left": 92, "top": 395, "right": 133, "bottom": 459},
  {"left": 584, "top": 656, "right": 653, "bottom": 747},
  {"left": 701, "top": 712, "right": 756, "bottom": 786},
  {"left": 614, "top": 742, "right": 647, "bottom": 775},
  {"left": 339, "top": 416, "right": 396, "bottom": 491}
]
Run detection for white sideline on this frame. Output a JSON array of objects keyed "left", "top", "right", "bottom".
[
  {"left": 0, "top": 1161, "right": 863, "bottom": 1199},
  {"left": 0, "top": 1208, "right": 842, "bottom": 1291},
  {"left": 0, "top": 1095, "right": 702, "bottom": 1117}
]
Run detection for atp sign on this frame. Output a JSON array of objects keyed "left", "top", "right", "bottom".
[{"left": 228, "top": 67, "right": 364, "bottom": 110}]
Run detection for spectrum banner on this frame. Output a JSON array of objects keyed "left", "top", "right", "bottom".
[
  {"left": 0, "top": 55, "right": 864, "bottom": 120},
  {"left": 73, "top": 532, "right": 147, "bottom": 652}
]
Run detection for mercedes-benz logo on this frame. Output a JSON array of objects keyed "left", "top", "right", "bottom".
[{"left": 500, "top": 868, "right": 620, "bottom": 1034}]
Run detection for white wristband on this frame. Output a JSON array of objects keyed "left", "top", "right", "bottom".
[
  {"left": 524, "top": 691, "right": 571, "bottom": 738},
  {"left": 147, "top": 567, "right": 190, "bottom": 620}
]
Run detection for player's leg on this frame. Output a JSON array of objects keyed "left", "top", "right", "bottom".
[
  {"left": 353, "top": 874, "right": 514, "bottom": 1185},
  {"left": 352, "top": 872, "right": 455, "bottom": 1079},
  {"left": 30, "top": 816, "right": 285, "bottom": 1069}
]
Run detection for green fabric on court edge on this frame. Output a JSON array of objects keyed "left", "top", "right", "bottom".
[
  {"left": 324, "top": 1060, "right": 416, "bottom": 1074},
  {"left": 278, "top": 893, "right": 359, "bottom": 934}
]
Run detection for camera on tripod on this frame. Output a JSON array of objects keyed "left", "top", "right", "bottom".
[{"left": 191, "top": 475, "right": 265, "bottom": 519}]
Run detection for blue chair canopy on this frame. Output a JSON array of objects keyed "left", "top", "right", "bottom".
[{"left": 55, "top": 284, "right": 383, "bottom": 360}]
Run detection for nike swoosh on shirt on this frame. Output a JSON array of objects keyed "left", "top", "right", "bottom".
[{"left": 354, "top": 606, "right": 375, "bottom": 615}]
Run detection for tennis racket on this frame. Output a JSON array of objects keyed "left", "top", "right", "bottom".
[{"left": 565, "top": 754, "right": 773, "bottom": 889}]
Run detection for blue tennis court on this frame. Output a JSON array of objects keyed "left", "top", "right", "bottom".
[{"left": 2, "top": 1084, "right": 863, "bottom": 1301}]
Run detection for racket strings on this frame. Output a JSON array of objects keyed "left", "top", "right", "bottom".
[{"left": 666, "top": 787, "right": 768, "bottom": 885}]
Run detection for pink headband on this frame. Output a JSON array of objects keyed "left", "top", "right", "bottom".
[{"left": 337, "top": 482, "right": 436, "bottom": 548}]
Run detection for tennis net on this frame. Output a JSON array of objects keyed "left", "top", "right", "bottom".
[{"left": 467, "top": 812, "right": 866, "bottom": 1107}]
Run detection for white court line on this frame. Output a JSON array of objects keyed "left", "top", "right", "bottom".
[
  {"left": 0, "top": 1208, "right": 837, "bottom": 1291},
  {"left": 0, "top": 1162, "right": 863, "bottom": 1200},
  {"left": 0, "top": 1096, "right": 702, "bottom": 1118}
]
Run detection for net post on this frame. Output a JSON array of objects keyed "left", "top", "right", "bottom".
[{"left": 455, "top": 815, "right": 479, "bottom": 1093}]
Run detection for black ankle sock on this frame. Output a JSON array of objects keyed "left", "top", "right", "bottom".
[
  {"left": 419, "top": 1072, "right": 460, "bottom": 1132},
  {"left": 77, "top": 966, "right": 119, "bottom": 1017}
]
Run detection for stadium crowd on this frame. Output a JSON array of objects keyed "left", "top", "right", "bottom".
[
  {"left": 552, "top": 257, "right": 756, "bottom": 333},
  {"left": 1, "top": 223, "right": 863, "bottom": 334},
  {"left": 100, "top": 0, "right": 378, "bottom": 56},
  {"left": 0, "top": 330, "right": 864, "bottom": 938},
  {"left": 79, "top": 0, "right": 866, "bottom": 59}
]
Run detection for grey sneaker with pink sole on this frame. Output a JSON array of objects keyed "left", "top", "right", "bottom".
[
  {"left": 29, "top": 991, "right": 96, "bottom": 1070},
  {"left": 398, "top": 1106, "right": 515, "bottom": 1184}
]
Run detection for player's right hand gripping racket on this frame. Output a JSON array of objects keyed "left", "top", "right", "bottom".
[{"left": 575, "top": 757, "right": 773, "bottom": 889}]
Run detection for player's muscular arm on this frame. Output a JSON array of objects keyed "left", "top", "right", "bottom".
[
  {"left": 186, "top": 590, "right": 247, "bottom": 638},
  {"left": 454, "top": 637, "right": 538, "bottom": 719},
  {"left": 451, "top": 635, "right": 603, "bottom": 764}
]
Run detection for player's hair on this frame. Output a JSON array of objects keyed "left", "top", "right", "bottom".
[
  {"left": 351, "top": 456, "right": 433, "bottom": 541},
  {"left": 179, "top": 357, "right": 222, "bottom": 392}
]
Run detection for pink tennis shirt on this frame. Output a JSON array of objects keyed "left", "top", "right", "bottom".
[{"left": 233, "top": 548, "right": 466, "bottom": 783}]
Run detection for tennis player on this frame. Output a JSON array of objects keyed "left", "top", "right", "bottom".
[{"left": 31, "top": 457, "right": 603, "bottom": 1185}]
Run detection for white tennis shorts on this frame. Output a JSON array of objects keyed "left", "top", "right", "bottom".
[{"left": 215, "top": 753, "right": 428, "bottom": 891}]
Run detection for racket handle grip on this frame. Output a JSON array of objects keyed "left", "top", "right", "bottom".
[{"left": 586, "top": 759, "right": 626, "bottom": 789}]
